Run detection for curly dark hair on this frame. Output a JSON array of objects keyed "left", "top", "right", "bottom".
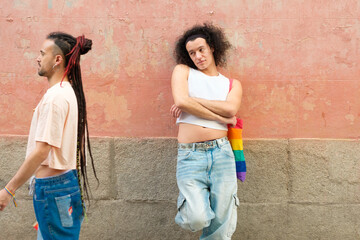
[{"left": 174, "top": 22, "right": 232, "bottom": 69}]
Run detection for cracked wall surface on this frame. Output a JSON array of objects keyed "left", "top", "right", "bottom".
[{"left": 0, "top": 0, "right": 359, "bottom": 138}]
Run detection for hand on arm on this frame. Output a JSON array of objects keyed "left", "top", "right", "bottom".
[
  {"left": 0, "top": 141, "right": 51, "bottom": 211},
  {"left": 170, "top": 104, "right": 182, "bottom": 118}
]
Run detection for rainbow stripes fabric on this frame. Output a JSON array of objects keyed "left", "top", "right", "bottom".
[{"left": 228, "top": 118, "right": 246, "bottom": 182}]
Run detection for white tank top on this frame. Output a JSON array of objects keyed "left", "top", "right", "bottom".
[{"left": 176, "top": 68, "right": 230, "bottom": 131}]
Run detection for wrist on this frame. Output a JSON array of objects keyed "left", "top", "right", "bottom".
[
  {"left": 4, "top": 187, "right": 15, "bottom": 196},
  {"left": 4, "top": 186, "right": 18, "bottom": 207},
  {"left": 216, "top": 115, "right": 226, "bottom": 124},
  {"left": 5, "top": 185, "right": 16, "bottom": 195}
]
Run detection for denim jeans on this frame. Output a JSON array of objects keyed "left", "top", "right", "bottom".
[
  {"left": 33, "top": 170, "right": 83, "bottom": 240},
  {"left": 175, "top": 137, "right": 239, "bottom": 240}
]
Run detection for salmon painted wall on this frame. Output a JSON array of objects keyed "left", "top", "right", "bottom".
[{"left": 0, "top": 0, "right": 359, "bottom": 138}]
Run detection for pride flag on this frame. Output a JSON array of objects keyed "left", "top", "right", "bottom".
[{"left": 228, "top": 118, "right": 246, "bottom": 182}]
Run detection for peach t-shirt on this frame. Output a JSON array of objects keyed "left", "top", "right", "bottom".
[{"left": 26, "top": 81, "right": 78, "bottom": 169}]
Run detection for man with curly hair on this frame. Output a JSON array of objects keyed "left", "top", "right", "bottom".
[{"left": 171, "top": 23, "right": 242, "bottom": 239}]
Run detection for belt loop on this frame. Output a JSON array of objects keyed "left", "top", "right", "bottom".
[
  {"left": 192, "top": 143, "right": 195, "bottom": 151},
  {"left": 215, "top": 139, "right": 220, "bottom": 148}
]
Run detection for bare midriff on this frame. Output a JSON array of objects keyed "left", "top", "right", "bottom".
[
  {"left": 178, "top": 123, "right": 227, "bottom": 143},
  {"left": 35, "top": 165, "right": 68, "bottom": 178}
]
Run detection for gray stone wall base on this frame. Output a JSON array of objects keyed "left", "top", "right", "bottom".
[{"left": 0, "top": 137, "right": 359, "bottom": 240}]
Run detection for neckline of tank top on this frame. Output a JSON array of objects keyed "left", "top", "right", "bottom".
[{"left": 192, "top": 67, "right": 222, "bottom": 78}]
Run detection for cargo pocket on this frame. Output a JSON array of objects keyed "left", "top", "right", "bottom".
[
  {"left": 227, "top": 194, "right": 239, "bottom": 238},
  {"left": 175, "top": 193, "right": 190, "bottom": 229},
  {"left": 55, "top": 194, "right": 73, "bottom": 228},
  {"left": 177, "top": 193, "right": 186, "bottom": 212}
]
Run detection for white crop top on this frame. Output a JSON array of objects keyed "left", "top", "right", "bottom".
[{"left": 176, "top": 68, "right": 230, "bottom": 130}]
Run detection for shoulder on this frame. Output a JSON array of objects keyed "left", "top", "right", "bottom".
[
  {"left": 227, "top": 78, "right": 242, "bottom": 92},
  {"left": 173, "top": 64, "right": 190, "bottom": 73},
  {"left": 231, "top": 78, "right": 241, "bottom": 86},
  {"left": 48, "top": 86, "right": 70, "bottom": 109},
  {"left": 171, "top": 64, "right": 191, "bottom": 81},
  {"left": 227, "top": 77, "right": 241, "bottom": 86}
]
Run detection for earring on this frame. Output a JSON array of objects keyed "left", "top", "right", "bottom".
[{"left": 52, "top": 64, "right": 57, "bottom": 69}]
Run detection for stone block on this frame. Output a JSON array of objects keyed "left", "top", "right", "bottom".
[
  {"left": 235, "top": 203, "right": 289, "bottom": 240},
  {"left": 289, "top": 140, "right": 360, "bottom": 203},
  {"left": 86, "top": 137, "right": 112, "bottom": 200},
  {"left": 114, "top": 138, "right": 179, "bottom": 201},
  {"left": 80, "top": 200, "right": 199, "bottom": 240},
  {"left": 238, "top": 140, "right": 289, "bottom": 203},
  {"left": 287, "top": 204, "right": 360, "bottom": 240}
]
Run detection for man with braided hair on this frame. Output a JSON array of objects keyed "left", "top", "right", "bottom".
[
  {"left": 171, "top": 23, "right": 242, "bottom": 239},
  {"left": 0, "top": 32, "right": 97, "bottom": 239}
]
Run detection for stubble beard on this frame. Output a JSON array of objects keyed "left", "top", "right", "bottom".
[
  {"left": 38, "top": 70, "right": 45, "bottom": 76},
  {"left": 38, "top": 67, "right": 48, "bottom": 77}
]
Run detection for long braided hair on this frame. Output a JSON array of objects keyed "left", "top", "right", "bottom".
[{"left": 47, "top": 32, "right": 98, "bottom": 210}]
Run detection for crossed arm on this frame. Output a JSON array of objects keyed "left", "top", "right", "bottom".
[
  {"left": 171, "top": 64, "right": 242, "bottom": 125},
  {"left": 0, "top": 141, "right": 51, "bottom": 211}
]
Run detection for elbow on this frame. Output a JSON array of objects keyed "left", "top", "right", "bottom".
[
  {"left": 174, "top": 97, "right": 189, "bottom": 110},
  {"left": 224, "top": 107, "right": 239, "bottom": 118},
  {"left": 37, "top": 148, "right": 50, "bottom": 161},
  {"left": 225, "top": 101, "right": 241, "bottom": 117}
]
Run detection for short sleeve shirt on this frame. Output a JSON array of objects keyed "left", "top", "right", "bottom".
[{"left": 26, "top": 81, "right": 78, "bottom": 169}]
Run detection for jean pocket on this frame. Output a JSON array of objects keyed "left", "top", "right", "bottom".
[
  {"left": 177, "top": 150, "right": 193, "bottom": 161},
  {"left": 55, "top": 194, "right": 74, "bottom": 228},
  {"left": 221, "top": 143, "right": 235, "bottom": 158}
]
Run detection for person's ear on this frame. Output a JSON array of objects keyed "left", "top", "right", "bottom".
[{"left": 54, "top": 54, "right": 63, "bottom": 67}]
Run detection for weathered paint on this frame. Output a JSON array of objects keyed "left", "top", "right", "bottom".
[{"left": 0, "top": 0, "right": 359, "bottom": 138}]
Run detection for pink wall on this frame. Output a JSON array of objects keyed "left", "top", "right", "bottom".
[{"left": 0, "top": 0, "right": 359, "bottom": 138}]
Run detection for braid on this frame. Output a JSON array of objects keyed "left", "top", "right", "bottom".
[{"left": 47, "top": 32, "right": 98, "bottom": 213}]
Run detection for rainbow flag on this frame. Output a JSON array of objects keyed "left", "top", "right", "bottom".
[{"left": 228, "top": 118, "right": 246, "bottom": 182}]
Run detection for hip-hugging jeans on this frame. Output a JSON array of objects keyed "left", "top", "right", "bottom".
[
  {"left": 175, "top": 137, "right": 239, "bottom": 240},
  {"left": 33, "top": 169, "right": 83, "bottom": 240}
]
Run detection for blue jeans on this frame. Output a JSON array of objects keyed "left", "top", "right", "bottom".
[
  {"left": 33, "top": 170, "right": 83, "bottom": 240},
  {"left": 175, "top": 137, "right": 239, "bottom": 240}
]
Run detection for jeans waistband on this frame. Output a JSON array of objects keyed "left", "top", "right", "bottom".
[
  {"left": 35, "top": 169, "right": 78, "bottom": 186},
  {"left": 178, "top": 136, "right": 228, "bottom": 150}
]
